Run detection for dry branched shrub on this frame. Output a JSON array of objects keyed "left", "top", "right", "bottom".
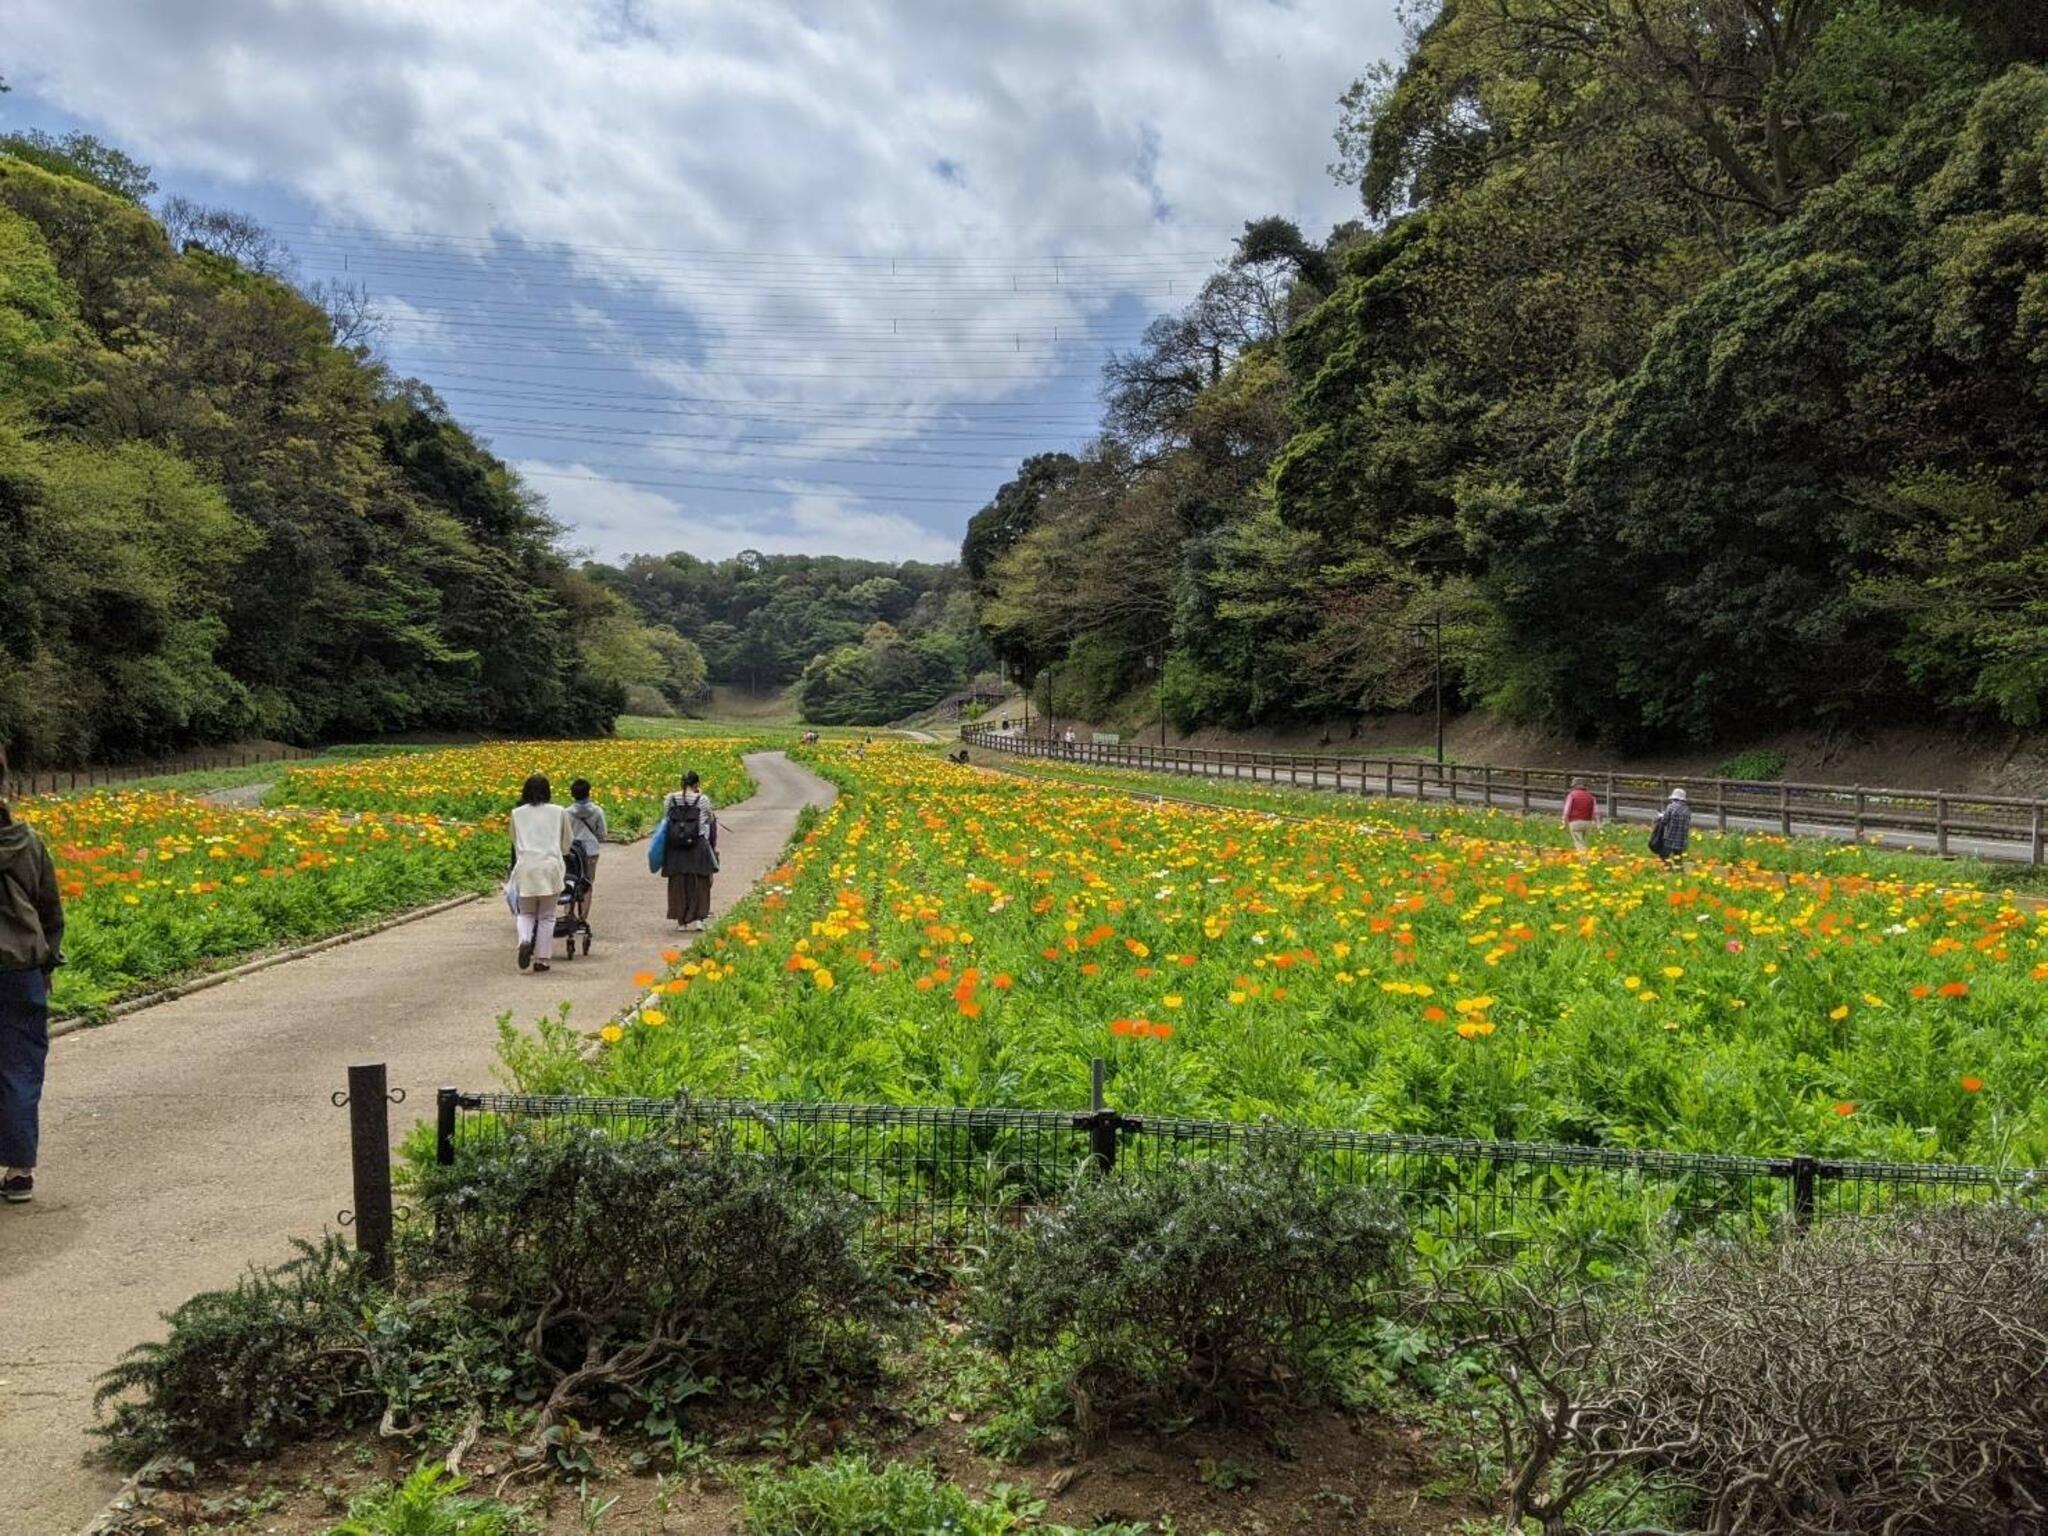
[{"left": 1465, "top": 1206, "right": 2048, "bottom": 1535}]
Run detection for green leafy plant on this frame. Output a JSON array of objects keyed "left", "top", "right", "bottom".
[
  {"left": 975, "top": 1147, "right": 1405, "bottom": 1433},
  {"left": 1712, "top": 748, "right": 1788, "bottom": 782},
  {"left": 737, "top": 1456, "right": 1141, "bottom": 1536},
  {"left": 327, "top": 1463, "right": 527, "bottom": 1536}
]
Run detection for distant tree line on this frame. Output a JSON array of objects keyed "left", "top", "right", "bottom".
[
  {"left": 588, "top": 552, "right": 991, "bottom": 724},
  {"left": 968, "top": 2, "right": 2048, "bottom": 749},
  {"left": 0, "top": 134, "right": 674, "bottom": 766}
]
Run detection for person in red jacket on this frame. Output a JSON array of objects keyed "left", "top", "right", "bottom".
[{"left": 1562, "top": 779, "right": 1599, "bottom": 851}]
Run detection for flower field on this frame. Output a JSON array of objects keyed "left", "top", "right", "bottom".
[
  {"left": 272, "top": 739, "right": 756, "bottom": 835},
  {"left": 27, "top": 738, "right": 760, "bottom": 1015},
  {"left": 28, "top": 791, "right": 500, "bottom": 1015},
  {"left": 581, "top": 745, "right": 2048, "bottom": 1164}
]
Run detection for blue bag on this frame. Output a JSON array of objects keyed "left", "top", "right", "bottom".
[{"left": 647, "top": 815, "right": 668, "bottom": 874}]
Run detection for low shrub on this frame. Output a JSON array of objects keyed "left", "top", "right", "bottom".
[
  {"left": 974, "top": 1147, "right": 1406, "bottom": 1432},
  {"left": 1712, "top": 747, "right": 1787, "bottom": 781},
  {"left": 1466, "top": 1205, "right": 2048, "bottom": 1535},
  {"left": 416, "top": 1127, "right": 886, "bottom": 1434},
  {"left": 328, "top": 1463, "right": 529, "bottom": 1536},
  {"left": 94, "top": 1235, "right": 382, "bottom": 1462},
  {"left": 736, "top": 1456, "right": 1145, "bottom": 1536}
]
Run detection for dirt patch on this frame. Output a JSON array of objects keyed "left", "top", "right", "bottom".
[{"left": 95, "top": 1406, "right": 1483, "bottom": 1535}]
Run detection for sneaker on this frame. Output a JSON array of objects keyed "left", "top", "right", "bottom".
[
  {"left": 517, "top": 938, "right": 534, "bottom": 971},
  {"left": 2, "top": 1173, "right": 32, "bottom": 1204}
]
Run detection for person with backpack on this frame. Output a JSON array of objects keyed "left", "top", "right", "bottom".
[
  {"left": 660, "top": 770, "right": 719, "bottom": 931},
  {"left": 0, "top": 798, "right": 64, "bottom": 1204},
  {"left": 1649, "top": 787, "right": 1693, "bottom": 865}
]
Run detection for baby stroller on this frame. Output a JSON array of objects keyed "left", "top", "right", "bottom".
[{"left": 554, "top": 844, "right": 595, "bottom": 959}]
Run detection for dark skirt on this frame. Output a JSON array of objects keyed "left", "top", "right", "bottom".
[{"left": 667, "top": 872, "right": 713, "bottom": 924}]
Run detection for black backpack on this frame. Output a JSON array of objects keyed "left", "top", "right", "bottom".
[{"left": 669, "top": 797, "right": 703, "bottom": 851}]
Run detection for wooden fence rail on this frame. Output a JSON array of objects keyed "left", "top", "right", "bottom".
[
  {"left": 962, "top": 727, "right": 2048, "bottom": 868},
  {"left": 2, "top": 744, "right": 319, "bottom": 799}
]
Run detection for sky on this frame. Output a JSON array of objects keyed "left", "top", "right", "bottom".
[{"left": 1, "top": 1, "right": 1400, "bottom": 565}]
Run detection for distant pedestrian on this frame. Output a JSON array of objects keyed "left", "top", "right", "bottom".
[
  {"left": 1649, "top": 787, "right": 1692, "bottom": 864},
  {"left": 0, "top": 798, "right": 63, "bottom": 1204},
  {"left": 509, "top": 773, "right": 573, "bottom": 972},
  {"left": 567, "top": 778, "right": 608, "bottom": 918},
  {"left": 662, "top": 770, "right": 719, "bottom": 931},
  {"left": 1562, "top": 778, "right": 1599, "bottom": 850}
]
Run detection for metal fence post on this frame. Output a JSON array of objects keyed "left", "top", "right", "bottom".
[
  {"left": 435, "top": 1085, "right": 460, "bottom": 1167},
  {"left": 1936, "top": 793, "right": 1949, "bottom": 857},
  {"left": 1780, "top": 783, "right": 1792, "bottom": 838},
  {"left": 343, "top": 1062, "right": 396, "bottom": 1282},
  {"left": 1074, "top": 1056, "right": 1128, "bottom": 1177},
  {"left": 1789, "top": 1155, "right": 1817, "bottom": 1231}
]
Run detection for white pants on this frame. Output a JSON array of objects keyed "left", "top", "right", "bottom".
[
  {"left": 1566, "top": 819, "right": 1593, "bottom": 850},
  {"left": 515, "top": 893, "right": 557, "bottom": 962}
]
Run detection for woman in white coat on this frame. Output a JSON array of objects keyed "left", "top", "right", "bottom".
[{"left": 509, "top": 773, "right": 573, "bottom": 972}]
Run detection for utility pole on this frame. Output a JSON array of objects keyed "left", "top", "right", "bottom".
[{"left": 1148, "top": 651, "right": 1167, "bottom": 747}]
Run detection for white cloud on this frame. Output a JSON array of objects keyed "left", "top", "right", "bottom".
[
  {"left": 5, "top": 0, "right": 1404, "bottom": 559},
  {"left": 519, "top": 462, "right": 962, "bottom": 564}
]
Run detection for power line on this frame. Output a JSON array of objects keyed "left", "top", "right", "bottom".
[
  {"left": 270, "top": 221, "right": 1239, "bottom": 266},
  {"left": 298, "top": 260, "right": 1204, "bottom": 303},
  {"left": 418, "top": 378, "right": 1109, "bottom": 423},
  {"left": 520, "top": 467, "right": 984, "bottom": 506},
  {"left": 462, "top": 417, "right": 1028, "bottom": 470}
]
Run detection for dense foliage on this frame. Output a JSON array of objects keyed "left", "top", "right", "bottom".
[
  {"left": 0, "top": 141, "right": 656, "bottom": 767},
  {"left": 970, "top": 7, "right": 2048, "bottom": 748},
  {"left": 99, "top": 1134, "right": 883, "bottom": 1468},
  {"left": 589, "top": 551, "right": 992, "bottom": 722},
  {"left": 975, "top": 1146, "right": 1405, "bottom": 1430}
]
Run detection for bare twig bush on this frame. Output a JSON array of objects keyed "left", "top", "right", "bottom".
[{"left": 1451, "top": 1207, "right": 2048, "bottom": 1535}]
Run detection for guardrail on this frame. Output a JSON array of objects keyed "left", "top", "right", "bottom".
[
  {"left": 3, "top": 744, "right": 318, "bottom": 797},
  {"left": 962, "top": 726, "right": 2048, "bottom": 866}
]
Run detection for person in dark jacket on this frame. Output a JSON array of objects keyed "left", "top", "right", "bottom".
[
  {"left": 0, "top": 799, "right": 63, "bottom": 1203},
  {"left": 661, "top": 770, "right": 719, "bottom": 930},
  {"left": 1649, "top": 787, "right": 1693, "bottom": 865}
]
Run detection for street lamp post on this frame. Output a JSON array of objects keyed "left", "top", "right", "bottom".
[{"left": 1404, "top": 613, "right": 1445, "bottom": 767}]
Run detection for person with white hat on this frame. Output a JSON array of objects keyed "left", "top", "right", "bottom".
[{"left": 1649, "top": 787, "right": 1692, "bottom": 864}]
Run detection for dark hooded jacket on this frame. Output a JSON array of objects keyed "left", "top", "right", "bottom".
[{"left": 0, "top": 819, "right": 64, "bottom": 973}]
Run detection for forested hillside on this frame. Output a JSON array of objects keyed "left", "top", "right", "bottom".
[
  {"left": 0, "top": 137, "right": 679, "bottom": 767},
  {"left": 590, "top": 552, "right": 990, "bottom": 723},
  {"left": 970, "top": 0, "right": 2048, "bottom": 750}
]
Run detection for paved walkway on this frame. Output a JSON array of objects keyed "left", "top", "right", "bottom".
[{"left": 0, "top": 752, "right": 834, "bottom": 1534}]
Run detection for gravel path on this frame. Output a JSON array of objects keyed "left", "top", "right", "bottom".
[{"left": 0, "top": 751, "right": 834, "bottom": 1534}]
